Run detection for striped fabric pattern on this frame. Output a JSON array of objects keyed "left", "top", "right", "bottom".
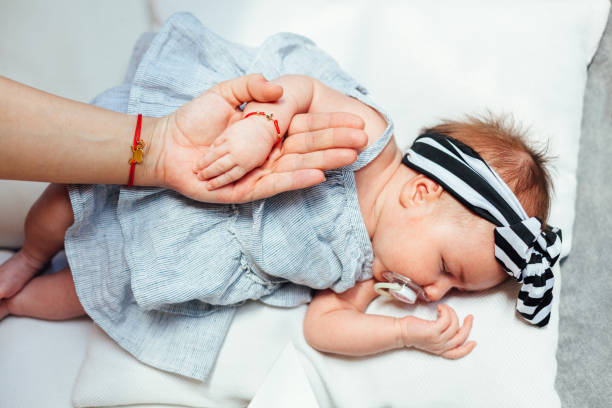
[{"left": 402, "top": 133, "right": 562, "bottom": 327}]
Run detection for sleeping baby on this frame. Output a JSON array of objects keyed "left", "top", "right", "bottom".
[{"left": 0, "top": 12, "right": 561, "bottom": 381}]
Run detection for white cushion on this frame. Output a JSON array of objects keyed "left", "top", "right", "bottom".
[
  {"left": 298, "top": 267, "right": 562, "bottom": 407},
  {"left": 69, "top": 1, "right": 609, "bottom": 407},
  {"left": 73, "top": 302, "right": 306, "bottom": 408},
  {"left": 73, "top": 264, "right": 562, "bottom": 408},
  {"left": 0, "top": 251, "right": 92, "bottom": 408}
]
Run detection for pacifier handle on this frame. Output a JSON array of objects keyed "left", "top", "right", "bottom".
[
  {"left": 374, "top": 282, "right": 401, "bottom": 298},
  {"left": 374, "top": 281, "right": 419, "bottom": 304}
]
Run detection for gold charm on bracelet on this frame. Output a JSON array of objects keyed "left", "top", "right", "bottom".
[{"left": 129, "top": 140, "right": 146, "bottom": 165}]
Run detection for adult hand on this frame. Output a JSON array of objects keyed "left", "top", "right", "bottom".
[
  {"left": 197, "top": 111, "right": 368, "bottom": 203},
  {"left": 149, "top": 74, "right": 367, "bottom": 203}
]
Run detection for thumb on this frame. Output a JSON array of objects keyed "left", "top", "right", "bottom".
[{"left": 211, "top": 73, "right": 283, "bottom": 108}]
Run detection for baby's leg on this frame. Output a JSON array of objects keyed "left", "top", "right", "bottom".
[
  {"left": 0, "top": 183, "right": 74, "bottom": 302},
  {"left": 0, "top": 267, "right": 85, "bottom": 320}
]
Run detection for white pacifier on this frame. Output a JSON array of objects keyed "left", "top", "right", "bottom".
[{"left": 374, "top": 271, "right": 428, "bottom": 304}]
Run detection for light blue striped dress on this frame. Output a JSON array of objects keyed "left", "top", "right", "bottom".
[{"left": 64, "top": 12, "right": 394, "bottom": 381}]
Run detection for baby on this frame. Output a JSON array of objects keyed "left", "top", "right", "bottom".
[
  {"left": 198, "top": 74, "right": 562, "bottom": 357},
  {"left": 0, "top": 13, "right": 561, "bottom": 382}
]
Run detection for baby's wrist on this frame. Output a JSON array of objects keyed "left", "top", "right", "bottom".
[
  {"left": 269, "top": 74, "right": 314, "bottom": 113},
  {"left": 393, "top": 317, "right": 409, "bottom": 349},
  {"left": 243, "top": 110, "right": 282, "bottom": 147}
]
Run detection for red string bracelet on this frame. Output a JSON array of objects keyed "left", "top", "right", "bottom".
[
  {"left": 244, "top": 111, "right": 282, "bottom": 147},
  {"left": 127, "top": 114, "right": 145, "bottom": 187}
]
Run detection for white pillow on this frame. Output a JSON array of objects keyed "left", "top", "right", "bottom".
[
  {"left": 73, "top": 264, "right": 562, "bottom": 408},
  {"left": 73, "top": 302, "right": 306, "bottom": 408},
  {"left": 297, "top": 266, "right": 562, "bottom": 408},
  {"left": 0, "top": 250, "right": 93, "bottom": 408},
  {"left": 70, "top": 1, "right": 609, "bottom": 407}
]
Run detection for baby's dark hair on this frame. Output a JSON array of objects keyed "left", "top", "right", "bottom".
[{"left": 421, "top": 113, "right": 553, "bottom": 226}]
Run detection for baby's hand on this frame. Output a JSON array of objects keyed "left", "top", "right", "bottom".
[
  {"left": 398, "top": 304, "right": 476, "bottom": 359},
  {"left": 193, "top": 114, "right": 278, "bottom": 190}
]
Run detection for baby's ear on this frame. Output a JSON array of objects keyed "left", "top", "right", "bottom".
[{"left": 399, "top": 174, "right": 443, "bottom": 208}]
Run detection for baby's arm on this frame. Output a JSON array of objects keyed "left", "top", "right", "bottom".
[
  {"left": 195, "top": 75, "right": 316, "bottom": 189},
  {"left": 304, "top": 280, "right": 476, "bottom": 359},
  {"left": 195, "top": 73, "right": 386, "bottom": 189}
]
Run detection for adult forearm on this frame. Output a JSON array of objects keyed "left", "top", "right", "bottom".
[{"left": 0, "top": 76, "right": 162, "bottom": 185}]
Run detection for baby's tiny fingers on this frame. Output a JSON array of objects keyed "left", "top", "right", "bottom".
[
  {"left": 198, "top": 155, "right": 236, "bottom": 180},
  {"left": 441, "top": 308, "right": 460, "bottom": 340},
  {"left": 195, "top": 154, "right": 213, "bottom": 172},
  {"left": 195, "top": 143, "right": 229, "bottom": 172},
  {"left": 441, "top": 340, "right": 477, "bottom": 360},
  {"left": 205, "top": 166, "right": 247, "bottom": 190},
  {"left": 446, "top": 315, "right": 474, "bottom": 350},
  {"left": 434, "top": 304, "right": 452, "bottom": 333}
]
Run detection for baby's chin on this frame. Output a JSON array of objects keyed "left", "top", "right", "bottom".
[{"left": 371, "top": 256, "right": 386, "bottom": 281}]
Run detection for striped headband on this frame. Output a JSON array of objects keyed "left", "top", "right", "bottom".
[{"left": 402, "top": 132, "right": 562, "bottom": 327}]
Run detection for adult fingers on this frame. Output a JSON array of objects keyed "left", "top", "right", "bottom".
[
  {"left": 249, "top": 169, "right": 326, "bottom": 201},
  {"left": 210, "top": 74, "right": 283, "bottom": 108},
  {"left": 197, "top": 166, "right": 325, "bottom": 204},
  {"left": 274, "top": 149, "right": 358, "bottom": 173},
  {"left": 287, "top": 112, "right": 365, "bottom": 136},
  {"left": 282, "top": 127, "right": 368, "bottom": 154}
]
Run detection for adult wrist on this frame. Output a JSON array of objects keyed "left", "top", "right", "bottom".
[{"left": 134, "top": 115, "right": 166, "bottom": 187}]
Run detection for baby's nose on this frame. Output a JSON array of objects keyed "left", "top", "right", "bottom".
[
  {"left": 424, "top": 283, "right": 451, "bottom": 302},
  {"left": 424, "top": 287, "right": 440, "bottom": 302}
]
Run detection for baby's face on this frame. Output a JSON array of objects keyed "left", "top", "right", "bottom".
[{"left": 371, "top": 191, "right": 507, "bottom": 302}]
